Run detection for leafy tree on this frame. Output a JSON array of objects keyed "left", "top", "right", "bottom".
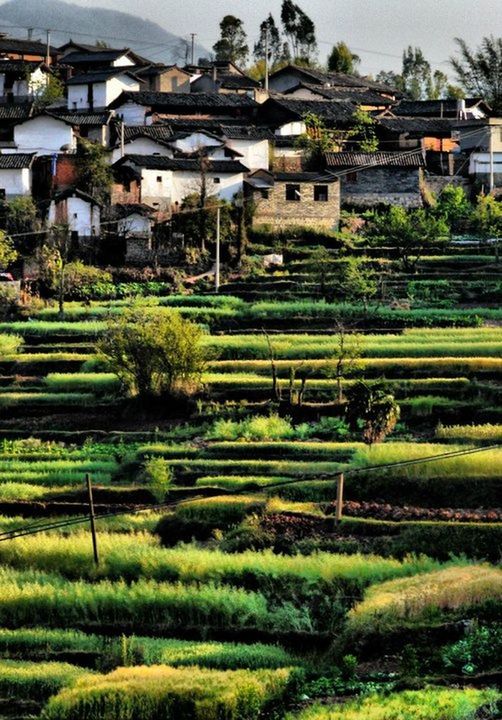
[
  {"left": 434, "top": 186, "right": 472, "bottom": 232},
  {"left": 76, "top": 138, "right": 112, "bottom": 203},
  {"left": 346, "top": 381, "right": 400, "bottom": 445},
  {"left": 325, "top": 323, "right": 364, "bottom": 403},
  {"left": 327, "top": 42, "right": 360, "bottom": 74},
  {"left": 305, "top": 245, "right": 333, "bottom": 298},
  {"left": 0, "top": 231, "right": 17, "bottom": 271},
  {"left": 213, "top": 15, "right": 249, "bottom": 66},
  {"left": 366, "top": 206, "right": 450, "bottom": 272},
  {"left": 450, "top": 36, "right": 502, "bottom": 114},
  {"left": 471, "top": 194, "right": 502, "bottom": 240},
  {"left": 295, "top": 112, "right": 345, "bottom": 167},
  {"left": 337, "top": 257, "right": 378, "bottom": 307},
  {"left": 33, "top": 74, "right": 65, "bottom": 110},
  {"left": 254, "top": 14, "right": 284, "bottom": 68},
  {"left": 98, "top": 307, "right": 208, "bottom": 399},
  {"left": 375, "top": 70, "right": 403, "bottom": 91},
  {"left": 349, "top": 109, "right": 379, "bottom": 152},
  {"left": 4, "top": 197, "right": 40, "bottom": 255},
  {"left": 37, "top": 224, "right": 70, "bottom": 317},
  {"left": 401, "top": 46, "right": 433, "bottom": 100},
  {"left": 281, "top": 0, "right": 317, "bottom": 64}
]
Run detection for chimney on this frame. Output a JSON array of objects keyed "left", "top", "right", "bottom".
[{"left": 457, "top": 98, "right": 466, "bottom": 120}]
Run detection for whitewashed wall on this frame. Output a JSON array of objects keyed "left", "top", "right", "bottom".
[
  {"left": 225, "top": 138, "right": 269, "bottom": 170},
  {"left": 0, "top": 168, "right": 31, "bottom": 197},
  {"left": 14, "top": 116, "right": 75, "bottom": 155},
  {"left": 111, "top": 137, "right": 173, "bottom": 164}
]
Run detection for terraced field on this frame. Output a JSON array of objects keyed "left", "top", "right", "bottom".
[{"left": 0, "top": 283, "right": 500, "bottom": 718}]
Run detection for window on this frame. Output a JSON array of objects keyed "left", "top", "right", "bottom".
[
  {"left": 73, "top": 213, "right": 78, "bottom": 219},
  {"left": 156, "top": 176, "right": 163, "bottom": 183},
  {"left": 314, "top": 185, "right": 328, "bottom": 202},
  {"left": 213, "top": 177, "right": 221, "bottom": 184},
  {"left": 285, "top": 183, "right": 300, "bottom": 201},
  {"left": 260, "top": 189, "right": 269, "bottom": 199},
  {"left": 346, "top": 171, "right": 358, "bottom": 184}
]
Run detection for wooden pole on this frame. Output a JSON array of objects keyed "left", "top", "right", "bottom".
[
  {"left": 215, "top": 205, "right": 221, "bottom": 293},
  {"left": 85, "top": 473, "right": 99, "bottom": 566},
  {"left": 335, "top": 472, "right": 344, "bottom": 524}
]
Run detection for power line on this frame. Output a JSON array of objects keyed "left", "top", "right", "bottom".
[{"left": 0, "top": 443, "right": 497, "bottom": 543}]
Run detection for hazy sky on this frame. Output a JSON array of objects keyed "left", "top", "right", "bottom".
[{"left": 71, "top": 0, "right": 501, "bottom": 74}]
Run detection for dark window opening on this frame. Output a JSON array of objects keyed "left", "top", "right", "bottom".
[
  {"left": 346, "top": 171, "right": 358, "bottom": 184},
  {"left": 314, "top": 184, "right": 328, "bottom": 201},
  {"left": 213, "top": 177, "right": 221, "bottom": 184},
  {"left": 260, "top": 189, "right": 269, "bottom": 199},
  {"left": 285, "top": 183, "right": 300, "bottom": 201},
  {"left": 156, "top": 176, "right": 163, "bottom": 183}
]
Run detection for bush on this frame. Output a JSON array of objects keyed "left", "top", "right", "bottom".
[
  {"left": 62, "top": 263, "right": 113, "bottom": 301},
  {"left": 142, "top": 457, "right": 172, "bottom": 502},
  {"left": 289, "top": 688, "right": 500, "bottom": 720},
  {"left": 441, "top": 623, "right": 502, "bottom": 675},
  {"left": 44, "top": 665, "right": 292, "bottom": 720},
  {"left": 347, "top": 566, "right": 502, "bottom": 636},
  {"left": 0, "top": 333, "right": 23, "bottom": 356}
]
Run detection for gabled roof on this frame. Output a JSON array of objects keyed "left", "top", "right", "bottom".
[
  {"left": 219, "top": 125, "right": 274, "bottom": 140},
  {"left": 324, "top": 150, "right": 425, "bottom": 168},
  {"left": 63, "top": 49, "right": 134, "bottom": 64},
  {"left": 52, "top": 187, "right": 102, "bottom": 205},
  {"left": 395, "top": 98, "right": 490, "bottom": 118},
  {"left": 246, "top": 169, "right": 338, "bottom": 187},
  {"left": 377, "top": 116, "right": 457, "bottom": 136},
  {"left": 283, "top": 83, "right": 396, "bottom": 106},
  {"left": 0, "top": 60, "right": 43, "bottom": 73},
  {"left": 110, "top": 203, "right": 156, "bottom": 218},
  {"left": 110, "top": 91, "right": 258, "bottom": 110},
  {"left": 0, "top": 102, "right": 34, "bottom": 121},
  {"left": 49, "top": 109, "right": 114, "bottom": 126},
  {"left": 261, "top": 97, "right": 357, "bottom": 125},
  {"left": 0, "top": 153, "right": 35, "bottom": 169},
  {"left": 135, "top": 64, "right": 191, "bottom": 79},
  {"left": 268, "top": 64, "right": 400, "bottom": 95},
  {"left": 58, "top": 43, "right": 150, "bottom": 67},
  {"left": 0, "top": 37, "right": 58, "bottom": 57},
  {"left": 66, "top": 68, "right": 143, "bottom": 85},
  {"left": 123, "top": 125, "right": 174, "bottom": 142},
  {"left": 117, "top": 154, "right": 247, "bottom": 173}
]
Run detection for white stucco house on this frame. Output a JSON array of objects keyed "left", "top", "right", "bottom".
[
  {"left": 113, "top": 154, "right": 247, "bottom": 212},
  {"left": 0, "top": 60, "right": 48, "bottom": 101},
  {"left": 219, "top": 126, "right": 272, "bottom": 170},
  {"left": 0, "top": 153, "right": 35, "bottom": 198},
  {"left": 67, "top": 69, "right": 142, "bottom": 111},
  {"left": 13, "top": 113, "right": 77, "bottom": 156},
  {"left": 111, "top": 203, "right": 155, "bottom": 237},
  {"left": 110, "top": 134, "right": 173, "bottom": 164},
  {"left": 47, "top": 188, "right": 101, "bottom": 238}
]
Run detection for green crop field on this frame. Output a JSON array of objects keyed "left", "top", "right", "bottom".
[{"left": 0, "top": 235, "right": 500, "bottom": 719}]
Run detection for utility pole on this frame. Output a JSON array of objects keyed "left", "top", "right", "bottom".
[
  {"left": 45, "top": 29, "right": 51, "bottom": 66},
  {"left": 85, "top": 473, "right": 99, "bottom": 567},
  {"left": 215, "top": 205, "right": 221, "bottom": 292},
  {"left": 489, "top": 123, "right": 495, "bottom": 194},
  {"left": 335, "top": 472, "right": 344, "bottom": 524},
  {"left": 190, "top": 33, "right": 197, "bottom": 66},
  {"left": 120, "top": 120, "right": 125, "bottom": 159},
  {"left": 264, "top": 28, "right": 269, "bottom": 93}
]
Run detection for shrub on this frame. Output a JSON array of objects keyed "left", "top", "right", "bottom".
[
  {"left": 347, "top": 566, "right": 502, "bottom": 636},
  {"left": 0, "top": 333, "right": 23, "bottom": 356},
  {"left": 289, "top": 688, "right": 500, "bottom": 720},
  {"left": 44, "top": 665, "right": 292, "bottom": 720},
  {"left": 441, "top": 623, "right": 502, "bottom": 675},
  {"left": 142, "top": 457, "right": 172, "bottom": 502}
]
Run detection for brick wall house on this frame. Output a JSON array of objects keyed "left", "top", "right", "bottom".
[{"left": 246, "top": 170, "right": 340, "bottom": 230}]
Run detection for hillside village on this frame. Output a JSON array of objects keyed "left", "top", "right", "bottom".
[
  {"left": 0, "top": 31, "right": 499, "bottom": 270},
  {"left": 0, "top": 6, "right": 499, "bottom": 720}
]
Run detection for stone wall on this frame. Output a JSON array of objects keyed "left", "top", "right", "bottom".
[
  {"left": 424, "top": 175, "right": 472, "bottom": 198},
  {"left": 253, "top": 180, "right": 340, "bottom": 229},
  {"left": 341, "top": 167, "right": 422, "bottom": 208}
]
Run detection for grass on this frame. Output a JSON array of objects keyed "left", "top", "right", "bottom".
[
  {"left": 44, "top": 373, "right": 121, "bottom": 393},
  {"left": 0, "top": 533, "right": 444, "bottom": 589},
  {"left": 347, "top": 565, "right": 502, "bottom": 635},
  {"left": 0, "top": 512, "right": 163, "bottom": 535},
  {"left": 0, "top": 392, "right": 98, "bottom": 407},
  {"left": 0, "top": 659, "right": 87, "bottom": 701},
  {"left": 436, "top": 423, "right": 502, "bottom": 442},
  {"left": 0, "top": 628, "right": 294, "bottom": 670},
  {"left": 289, "top": 688, "right": 501, "bottom": 720},
  {"left": 44, "top": 665, "right": 292, "bottom": 720},
  {"left": 0, "top": 566, "right": 309, "bottom": 634}
]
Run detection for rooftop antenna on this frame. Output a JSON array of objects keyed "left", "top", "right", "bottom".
[{"left": 190, "top": 33, "right": 197, "bottom": 65}]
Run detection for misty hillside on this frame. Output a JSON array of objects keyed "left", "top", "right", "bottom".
[{"left": 0, "top": 0, "right": 207, "bottom": 64}]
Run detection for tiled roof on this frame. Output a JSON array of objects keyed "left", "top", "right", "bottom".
[
  {"left": 66, "top": 68, "right": 141, "bottom": 85},
  {"left": 119, "top": 154, "right": 248, "bottom": 173},
  {"left": 49, "top": 110, "right": 113, "bottom": 125},
  {"left": 112, "top": 91, "right": 257, "bottom": 109},
  {"left": 377, "top": 116, "right": 457, "bottom": 135},
  {"left": 269, "top": 64, "right": 400, "bottom": 94},
  {"left": 220, "top": 125, "right": 274, "bottom": 140},
  {"left": 0, "top": 60, "right": 42, "bottom": 73},
  {"left": 0, "top": 103, "right": 33, "bottom": 120},
  {"left": 0, "top": 153, "right": 35, "bottom": 169},
  {"left": 264, "top": 97, "right": 357, "bottom": 124},
  {"left": 123, "top": 125, "right": 174, "bottom": 141},
  {"left": 52, "top": 187, "right": 101, "bottom": 205},
  {"left": 63, "top": 49, "right": 131, "bottom": 64},
  {"left": 274, "top": 171, "right": 339, "bottom": 183},
  {"left": 0, "top": 38, "right": 57, "bottom": 56},
  {"left": 217, "top": 73, "right": 260, "bottom": 89},
  {"left": 395, "top": 98, "right": 486, "bottom": 117},
  {"left": 324, "top": 150, "right": 425, "bottom": 168},
  {"left": 286, "top": 83, "right": 396, "bottom": 106}
]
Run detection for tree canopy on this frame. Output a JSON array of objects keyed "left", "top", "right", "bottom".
[
  {"left": 280, "top": 0, "right": 317, "bottom": 64},
  {"left": 450, "top": 36, "right": 502, "bottom": 114},
  {"left": 213, "top": 15, "right": 249, "bottom": 66},
  {"left": 327, "top": 42, "right": 360, "bottom": 75}
]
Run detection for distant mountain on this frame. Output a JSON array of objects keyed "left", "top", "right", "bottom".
[{"left": 0, "top": 0, "right": 207, "bottom": 65}]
